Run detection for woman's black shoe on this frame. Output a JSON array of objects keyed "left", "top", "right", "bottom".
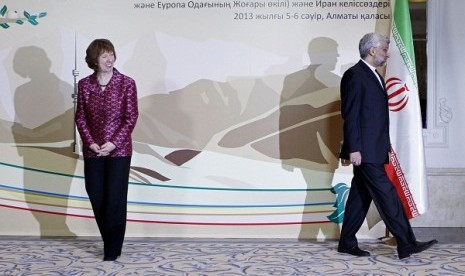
[{"left": 103, "top": 255, "right": 118, "bottom": 261}]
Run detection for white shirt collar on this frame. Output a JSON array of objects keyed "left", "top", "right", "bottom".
[
  {"left": 361, "top": 59, "right": 384, "bottom": 88},
  {"left": 361, "top": 59, "right": 377, "bottom": 71}
]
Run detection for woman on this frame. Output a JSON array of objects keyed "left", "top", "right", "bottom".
[{"left": 75, "top": 39, "right": 138, "bottom": 261}]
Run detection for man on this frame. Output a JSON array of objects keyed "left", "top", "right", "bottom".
[{"left": 338, "top": 33, "right": 437, "bottom": 259}]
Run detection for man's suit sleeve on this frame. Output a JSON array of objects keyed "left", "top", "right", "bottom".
[{"left": 340, "top": 69, "right": 363, "bottom": 154}]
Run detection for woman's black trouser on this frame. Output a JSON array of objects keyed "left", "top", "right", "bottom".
[{"left": 84, "top": 156, "right": 131, "bottom": 257}]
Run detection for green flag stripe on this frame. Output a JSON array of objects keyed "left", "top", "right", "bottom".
[{"left": 392, "top": 0, "right": 418, "bottom": 89}]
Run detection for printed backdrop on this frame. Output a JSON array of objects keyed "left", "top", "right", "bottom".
[{"left": 0, "top": 0, "right": 393, "bottom": 238}]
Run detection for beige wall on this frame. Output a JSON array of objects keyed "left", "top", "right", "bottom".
[{"left": 412, "top": 169, "right": 465, "bottom": 227}]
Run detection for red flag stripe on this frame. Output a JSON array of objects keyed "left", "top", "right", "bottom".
[{"left": 384, "top": 146, "right": 419, "bottom": 219}]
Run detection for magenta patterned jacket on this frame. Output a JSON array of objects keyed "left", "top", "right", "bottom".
[{"left": 75, "top": 68, "right": 138, "bottom": 158}]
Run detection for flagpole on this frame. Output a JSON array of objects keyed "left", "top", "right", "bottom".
[{"left": 72, "top": 31, "right": 79, "bottom": 154}]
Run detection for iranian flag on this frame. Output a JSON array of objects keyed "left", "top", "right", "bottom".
[{"left": 384, "top": 0, "right": 427, "bottom": 219}]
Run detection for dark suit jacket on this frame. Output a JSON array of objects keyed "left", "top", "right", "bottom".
[{"left": 339, "top": 60, "right": 391, "bottom": 164}]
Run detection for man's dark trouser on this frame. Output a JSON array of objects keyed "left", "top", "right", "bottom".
[{"left": 339, "top": 162, "right": 416, "bottom": 251}]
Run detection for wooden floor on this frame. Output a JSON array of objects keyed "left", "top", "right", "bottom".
[{"left": 0, "top": 228, "right": 463, "bottom": 275}]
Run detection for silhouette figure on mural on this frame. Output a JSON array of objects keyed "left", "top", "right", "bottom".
[
  {"left": 278, "top": 37, "right": 342, "bottom": 163},
  {"left": 278, "top": 37, "right": 343, "bottom": 240},
  {"left": 215, "top": 37, "right": 345, "bottom": 239},
  {"left": 217, "top": 38, "right": 342, "bottom": 165},
  {"left": 12, "top": 46, "right": 76, "bottom": 237}
]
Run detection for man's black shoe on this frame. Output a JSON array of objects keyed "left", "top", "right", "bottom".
[
  {"left": 338, "top": 246, "right": 370, "bottom": 257},
  {"left": 398, "top": 239, "right": 438, "bottom": 259}
]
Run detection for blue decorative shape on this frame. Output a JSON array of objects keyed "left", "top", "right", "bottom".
[
  {"left": 326, "top": 182, "right": 350, "bottom": 224},
  {"left": 28, "top": 18, "right": 38, "bottom": 25},
  {"left": 0, "top": 5, "right": 47, "bottom": 29},
  {"left": 0, "top": 5, "right": 6, "bottom": 17}
]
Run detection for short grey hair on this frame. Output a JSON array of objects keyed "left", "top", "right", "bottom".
[{"left": 359, "top": 33, "right": 390, "bottom": 58}]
